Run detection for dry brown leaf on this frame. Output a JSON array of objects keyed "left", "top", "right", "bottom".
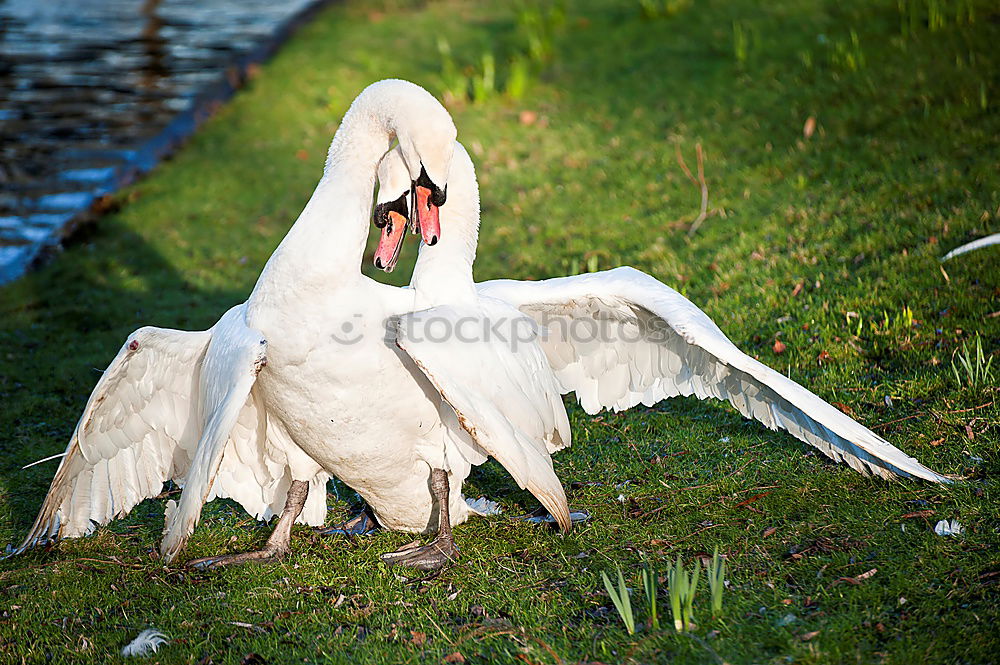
[
  {"left": 773, "top": 339, "right": 787, "bottom": 354},
  {"left": 901, "top": 510, "right": 934, "bottom": 519},
  {"left": 832, "top": 402, "right": 854, "bottom": 415},
  {"left": 410, "top": 631, "right": 427, "bottom": 646},
  {"left": 800, "top": 630, "right": 821, "bottom": 641},
  {"left": 443, "top": 652, "right": 465, "bottom": 664},
  {"left": 803, "top": 116, "right": 817, "bottom": 139},
  {"left": 833, "top": 568, "right": 877, "bottom": 586},
  {"left": 762, "top": 526, "right": 777, "bottom": 538},
  {"left": 735, "top": 492, "right": 771, "bottom": 509}
]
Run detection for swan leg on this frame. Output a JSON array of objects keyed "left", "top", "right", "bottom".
[
  {"left": 381, "top": 469, "right": 458, "bottom": 571},
  {"left": 316, "top": 509, "right": 379, "bottom": 536},
  {"left": 185, "top": 480, "right": 308, "bottom": 569}
]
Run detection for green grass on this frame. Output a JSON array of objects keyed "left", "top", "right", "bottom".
[{"left": 1, "top": 0, "right": 998, "bottom": 662}]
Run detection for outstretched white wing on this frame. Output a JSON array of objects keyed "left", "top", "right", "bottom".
[
  {"left": 479, "top": 267, "right": 949, "bottom": 483},
  {"left": 18, "top": 303, "right": 325, "bottom": 560},
  {"left": 393, "top": 299, "right": 573, "bottom": 531},
  {"left": 17, "top": 326, "right": 213, "bottom": 553}
]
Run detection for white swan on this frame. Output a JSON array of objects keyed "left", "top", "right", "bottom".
[
  {"left": 372, "top": 141, "right": 951, "bottom": 489},
  {"left": 17, "top": 80, "right": 573, "bottom": 571}
]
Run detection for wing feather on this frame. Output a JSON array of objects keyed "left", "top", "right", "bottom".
[
  {"left": 479, "top": 267, "right": 950, "bottom": 483},
  {"left": 17, "top": 303, "right": 321, "bottom": 559}
]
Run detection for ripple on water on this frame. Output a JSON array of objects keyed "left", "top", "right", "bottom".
[{"left": 0, "top": 0, "right": 324, "bottom": 284}]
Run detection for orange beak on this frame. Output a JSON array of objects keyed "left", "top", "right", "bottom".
[
  {"left": 413, "top": 185, "right": 440, "bottom": 246},
  {"left": 373, "top": 210, "right": 407, "bottom": 272}
]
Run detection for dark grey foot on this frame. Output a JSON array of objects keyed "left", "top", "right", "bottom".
[
  {"left": 381, "top": 535, "right": 459, "bottom": 571},
  {"left": 186, "top": 546, "right": 287, "bottom": 570},
  {"left": 317, "top": 510, "right": 378, "bottom": 536},
  {"left": 187, "top": 479, "right": 309, "bottom": 570}
]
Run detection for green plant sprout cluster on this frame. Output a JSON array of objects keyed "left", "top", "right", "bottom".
[{"left": 603, "top": 549, "right": 728, "bottom": 635}]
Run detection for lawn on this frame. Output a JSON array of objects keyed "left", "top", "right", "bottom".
[{"left": 1, "top": 0, "right": 998, "bottom": 663}]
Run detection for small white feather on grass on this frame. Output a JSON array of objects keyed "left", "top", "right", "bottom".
[
  {"left": 121, "top": 629, "right": 168, "bottom": 657},
  {"left": 934, "top": 519, "right": 964, "bottom": 537}
]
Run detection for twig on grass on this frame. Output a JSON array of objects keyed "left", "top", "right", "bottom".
[{"left": 675, "top": 143, "right": 710, "bottom": 236}]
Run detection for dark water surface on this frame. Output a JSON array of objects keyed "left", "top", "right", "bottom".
[{"left": 0, "top": 0, "right": 323, "bottom": 283}]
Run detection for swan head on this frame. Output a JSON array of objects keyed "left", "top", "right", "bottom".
[
  {"left": 373, "top": 141, "right": 477, "bottom": 272},
  {"left": 360, "top": 80, "right": 455, "bottom": 258},
  {"left": 372, "top": 148, "right": 411, "bottom": 272}
]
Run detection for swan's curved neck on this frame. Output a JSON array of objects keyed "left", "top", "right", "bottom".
[
  {"left": 250, "top": 95, "right": 395, "bottom": 302},
  {"left": 411, "top": 161, "right": 480, "bottom": 308}
]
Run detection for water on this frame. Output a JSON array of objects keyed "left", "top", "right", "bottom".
[{"left": 0, "top": 0, "right": 324, "bottom": 284}]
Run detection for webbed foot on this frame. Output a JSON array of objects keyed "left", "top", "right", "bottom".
[
  {"left": 381, "top": 535, "right": 459, "bottom": 571},
  {"left": 186, "top": 546, "right": 287, "bottom": 570},
  {"left": 184, "top": 479, "right": 308, "bottom": 570},
  {"left": 316, "top": 510, "right": 378, "bottom": 536}
]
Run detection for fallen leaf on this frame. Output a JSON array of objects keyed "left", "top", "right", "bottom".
[
  {"left": 964, "top": 424, "right": 974, "bottom": 440},
  {"left": 832, "top": 402, "right": 854, "bottom": 415},
  {"left": 443, "top": 652, "right": 465, "bottom": 663},
  {"left": 800, "top": 630, "right": 821, "bottom": 642},
  {"left": 295, "top": 149, "right": 309, "bottom": 161},
  {"left": 734, "top": 492, "right": 771, "bottom": 509},
  {"left": 803, "top": 116, "right": 816, "bottom": 139},
  {"left": 773, "top": 339, "right": 787, "bottom": 354},
  {"left": 762, "top": 526, "right": 777, "bottom": 538},
  {"left": 832, "top": 568, "right": 877, "bottom": 586},
  {"left": 792, "top": 282, "right": 803, "bottom": 297},
  {"left": 856, "top": 568, "right": 877, "bottom": 582},
  {"left": 817, "top": 350, "right": 831, "bottom": 364},
  {"left": 410, "top": 631, "right": 426, "bottom": 646},
  {"left": 901, "top": 510, "right": 934, "bottom": 519},
  {"left": 519, "top": 110, "right": 538, "bottom": 126}
]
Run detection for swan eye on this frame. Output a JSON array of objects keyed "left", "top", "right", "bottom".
[
  {"left": 373, "top": 192, "right": 409, "bottom": 228},
  {"left": 415, "top": 164, "right": 447, "bottom": 207}
]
